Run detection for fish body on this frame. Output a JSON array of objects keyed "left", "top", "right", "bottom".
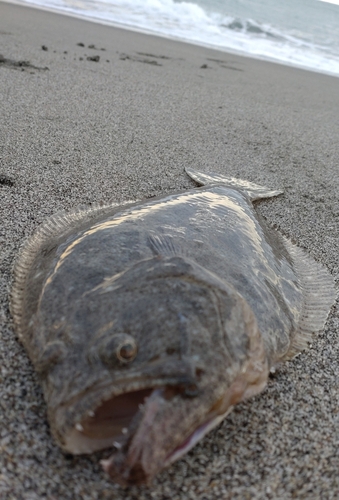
[{"left": 11, "top": 169, "right": 335, "bottom": 485}]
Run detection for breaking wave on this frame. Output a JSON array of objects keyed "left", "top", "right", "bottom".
[{"left": 13, "top": 0, "right": 339, "bottom": 77}]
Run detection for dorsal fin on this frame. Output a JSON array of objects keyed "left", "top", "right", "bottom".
[
  {"left": 281, "top": 238, "right": 336, "bottom": 360},
  {"left": 185, "top": 167, "right": 283, "bottom": 201}
]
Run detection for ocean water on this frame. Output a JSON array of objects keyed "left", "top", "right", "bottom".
[{"left": 13, "top": 0, "right": 339, "bottom": 77}]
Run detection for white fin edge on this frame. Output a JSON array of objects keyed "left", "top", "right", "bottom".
[
  {"left": 282, "top": 238, "right": 336, "bottom": 360},
  {"left": 185, "top": 167, "right": 283, "bottom": 201}
]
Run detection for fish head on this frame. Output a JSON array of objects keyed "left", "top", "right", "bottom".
[{"left": 38, "top": 256, "right": 268, "bottom": 485}]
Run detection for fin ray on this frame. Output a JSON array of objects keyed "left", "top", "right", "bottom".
[{"left": 282, "top": 239, "right": 336, "bottom": 360}]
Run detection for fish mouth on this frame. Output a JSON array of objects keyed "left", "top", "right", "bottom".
[
  {"left": 62, "top": 351, "right": 268, "bottom": 486},
  {"left": 96, "top": 354, "right": 269, "bottom": 486},
  {"left": 63, "top": 386, "right": 158, "bottom": 455},
  {"left": 62, "top": 367, "right": 267, "bottom": 486},
  {"left": 98, "top": 386, "right": 234, "bottom": 487},
  {"left": 62, "top": 359, "right": 201, "bottom": 456},
  {"left": 63, "top": 382, "right": 212, "bottom": 485}
]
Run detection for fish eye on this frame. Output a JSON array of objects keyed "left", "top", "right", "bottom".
[
  {"left": 116, "top": 339, "right": 138, "bottom": 363},
  {"left": 98, "top": 333, "right": 138, "bottom": 366}
]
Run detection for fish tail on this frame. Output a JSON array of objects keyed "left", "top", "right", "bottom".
[{"left": 185, "top": 167, "right": 283, "bottom": 201}]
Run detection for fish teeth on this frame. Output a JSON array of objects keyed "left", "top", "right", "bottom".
[
  {"left": 113, "top": 441, "right": 122, "bottom": 449},
  {"left": 87, "top": 410, "right": 95, "bottom": 417},
  {"left": 122, "top": 427, "right": 128, "bottom": 435},
  {"left": 75, "top": 423, "right": 84, "bottom": 432}
]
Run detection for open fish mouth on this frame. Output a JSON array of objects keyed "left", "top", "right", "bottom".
[
  {"left": 98, "top": 386, "right": 210, "bottom": 486},
  {"left": 63, "top": 383, "right": 216, "bottom": 485},
  {"left": 98, "top": 386, "right": 235, "bottom": 487},
  {"left": 63, "top": 387, "right": 157, "bottom": 455},
  {"left": 62, "top": 364, "right": 201, "bottom": 456},
  {"left": 62, "top": 331, "right": 269, "bottom": 486}
]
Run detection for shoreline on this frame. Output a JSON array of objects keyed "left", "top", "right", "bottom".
[
  {"left": 1, "top": 2, "right": 339, "bottom": 498},
  {"left": 1, "top": 0, "right": 339, "bottom": 79}
]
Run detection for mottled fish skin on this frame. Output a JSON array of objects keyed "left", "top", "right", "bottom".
[{"left": 10, "top": 169, "right": 336, "bottom": 486}]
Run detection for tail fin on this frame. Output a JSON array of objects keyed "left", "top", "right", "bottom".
[{"left": 185, "top": 168, "right": 283, "bottom": 201}]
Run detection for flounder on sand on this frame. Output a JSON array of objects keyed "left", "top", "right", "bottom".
[{"left": 11, "top": 169, "right": 336, "bottom": 486}]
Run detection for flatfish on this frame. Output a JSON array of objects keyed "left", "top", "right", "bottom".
[{"left": 11, "top": 168, "right": 336, "bottom": 485}]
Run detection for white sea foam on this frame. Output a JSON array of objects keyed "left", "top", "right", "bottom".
[{"left": 11, "top": 0, "right": 339, "bottom": 77}]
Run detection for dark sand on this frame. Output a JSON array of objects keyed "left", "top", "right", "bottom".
[{"left": 1, "top": 2, "right": 339, "bottom": 499}]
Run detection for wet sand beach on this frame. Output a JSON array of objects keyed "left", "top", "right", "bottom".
[{"left": 1, "top": 2, "right": 339, "bottom": 498}]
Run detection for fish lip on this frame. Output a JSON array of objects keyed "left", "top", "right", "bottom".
[
  {"left": 63, "top": 371, "right": 195, "bottom": 415},
  {"left": 62, "top": 356, "right": 198, "bottom": 413}
]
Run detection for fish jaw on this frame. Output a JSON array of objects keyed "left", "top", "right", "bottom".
[
  {"left": 101, "top": 343, "right": 269, "bottom": 487},
  {"left": 100, "top": 386, "right": 212, "bottom": 486},
  {"left": 54, "top": 369, "right": 198, "bottom": 455}
]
